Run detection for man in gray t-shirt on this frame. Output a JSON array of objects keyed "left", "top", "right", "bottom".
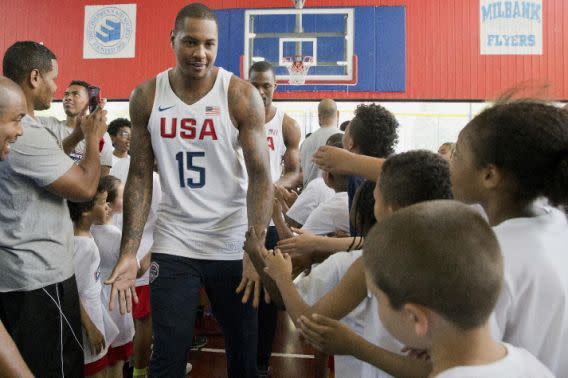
[
  {"left": 40, "top": 80, "right": 113, "bottom": 175},
  {"left": 0, "top": 41, "right": 107, "bottom": 376},
  {"left": 0, "top": 115, "right": 76, "bottom": 290},
  {"left": 300, "top": 99, "right": 340, "bottom": 187}
]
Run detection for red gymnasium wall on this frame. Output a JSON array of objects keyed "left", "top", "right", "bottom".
[{"left": 1, "top": 0, "right": 567, "bottom": 100}]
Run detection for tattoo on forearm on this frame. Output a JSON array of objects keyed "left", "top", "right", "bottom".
[
  {"left": 120, "top": 87, "right": 155, "bottom": 256},
  {"left": 121, "top": 161, "right": 152, "bottom": 256}
]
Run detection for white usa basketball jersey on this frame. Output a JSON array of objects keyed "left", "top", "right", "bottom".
[
  {"left": 148, "top": 68, "right": 248, "bottom": 260},
  {"left": 265, "top": 108, "right": 286, "bottom": 183}
]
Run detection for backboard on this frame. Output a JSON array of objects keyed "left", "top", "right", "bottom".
[{"left": 242, "top": 8, "right": 356, "bottom": 85}]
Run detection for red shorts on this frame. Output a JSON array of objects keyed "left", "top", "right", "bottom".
[
  {"left": 107, "top": 342, "right": 133, "bottom": 365},
  {"left": 132, "top": 285, "right": 150, "bottom": 320},
  {"left": 85, "top": 354, "right": 109, "bottom": 376}
]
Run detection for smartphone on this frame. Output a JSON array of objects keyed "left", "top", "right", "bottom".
[{"left": 87, "top": 86, "right": 101, "bottom": 113}]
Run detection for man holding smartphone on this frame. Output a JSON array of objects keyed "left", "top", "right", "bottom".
[
  {"left": 40, "top": 80, "right": 113, "bottom": 176},
  {"left": 0, "top": 41, "right": 108, "bottom": 376}
]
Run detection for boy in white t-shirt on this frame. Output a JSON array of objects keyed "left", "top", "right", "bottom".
[
  {"left": 108, "top": 118, "right": 131, "bottom": 183},
  {"left": 285, "top": 177, "right": 335, "bottom": 227},
  {"left": 301, "top": 138, "right": 350, "bottom": 234},
  {"left": 293, "top": 181, "right": 377, "bottom": 377},
  {"left": 360, "top": 201, "right": 553, "bottom": 378},
  {"left": 68, "top": 196, "right": 119, "bottom": 377},
  {"left": 91, "top": 176, "right": 134, "bottom": 377}
]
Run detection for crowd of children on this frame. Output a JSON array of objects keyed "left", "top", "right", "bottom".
[
  {"left": 253, "top": 99, "right": 568, "bottom": 378},
  {"left": 48, "top": 97, "right": 568, "bottom": 378}
]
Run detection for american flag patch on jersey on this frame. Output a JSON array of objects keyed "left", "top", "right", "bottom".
[{"left": 205, "top": 106, "right": 220, "bottom": 116}]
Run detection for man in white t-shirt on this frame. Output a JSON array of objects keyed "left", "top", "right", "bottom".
[
  {"left": 40, "top": 80, "right": 113, "bottom": 175},
  {"left": 300, "top": 99, "right": 340, "bottom": 187},
  {"left": 108, "top": 118, "right": 131, "bottom": 183}
]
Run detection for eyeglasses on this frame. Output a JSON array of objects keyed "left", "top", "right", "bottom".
[{"left": 118, "top": 131, "right": 131, "bottom": 137}]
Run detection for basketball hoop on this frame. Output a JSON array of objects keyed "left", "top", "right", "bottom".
[{"left": 281, "top": 56, "right": 314, "bottom": 85}]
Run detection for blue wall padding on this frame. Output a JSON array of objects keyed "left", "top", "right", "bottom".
[{"left": 375, "top": 6, "right": 406, "bottom": 91}]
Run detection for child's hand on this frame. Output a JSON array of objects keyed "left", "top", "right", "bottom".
[
  {"left": 274, "top": 184, "right": 285, "bottom": 202},
  {"left": 272, "top": 195, "right": 283, "bottom": 218},
  {"left": 243, "top": 226, "right": 267, "bottom": 257},
  {"left": 290, "top": 251, "right": 313, "bottom": 277},
  {"left": 312, "top": 145, "right": 354, "bottom": 175},
  {"left": 283, "top": 189, "right": 299, "bottom": 208},
  {"left": 275, "top": 185, "right": 298, "bottom": 208},
  {"left": 277, "top": 228, "right": 317, "bottom": 254},
  {"left": 297, "top": 313, "right": 358, "bottom": 356},
  {"left": 264, "top": 248, "right": 292, "bottom": 283},
  {"left": 85, "top": 323, "right": 105, "bottom": 355}
]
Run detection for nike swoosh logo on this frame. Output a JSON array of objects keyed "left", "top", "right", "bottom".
[{"left": 158, "top": 105, "right": 175, "bottom": 112}]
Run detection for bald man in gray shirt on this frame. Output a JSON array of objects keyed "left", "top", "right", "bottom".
[
  {"left": 0, "top": 76, "right": 33, "bottom": 378},
  {"left": 299, "top": 99, "right": 341, "bottom": 187}
]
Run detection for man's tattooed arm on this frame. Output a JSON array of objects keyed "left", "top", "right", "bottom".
[{"left": 120, "top": 80, "right": 156, "bottom": 257}]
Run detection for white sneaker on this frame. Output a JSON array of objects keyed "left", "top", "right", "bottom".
[{"left": 186, "top": 362, "right": 193, "bottom": 374}]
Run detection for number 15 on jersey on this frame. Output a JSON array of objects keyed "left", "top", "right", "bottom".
[{"left": 175, "top": 151, "right": 205, "bottom": 188}]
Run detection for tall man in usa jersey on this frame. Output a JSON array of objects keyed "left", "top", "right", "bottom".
[{"left": 105, "top": 3, "right": 278, "bottom": 376}]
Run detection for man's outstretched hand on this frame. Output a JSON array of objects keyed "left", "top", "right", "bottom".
[
  {"left": 236, "top": 252, "right": 271, "bottom": 308},
  {"left": 105, "top": 254, "right": 139, "bottom": 315},
  {"left": 240, "top": 226, "right": 286, "bottom": 309}
]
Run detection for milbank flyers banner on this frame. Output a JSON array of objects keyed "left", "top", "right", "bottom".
[{"left": 480, "top": 0, "right": 542, "bottom": 55}]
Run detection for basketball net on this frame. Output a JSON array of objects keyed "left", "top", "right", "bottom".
[
  {"left": 285, "top": 0, "right": 309, "bottom": 84},
  {"left": 282, "top": 56, "right": 314, "bottom": 85}
]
